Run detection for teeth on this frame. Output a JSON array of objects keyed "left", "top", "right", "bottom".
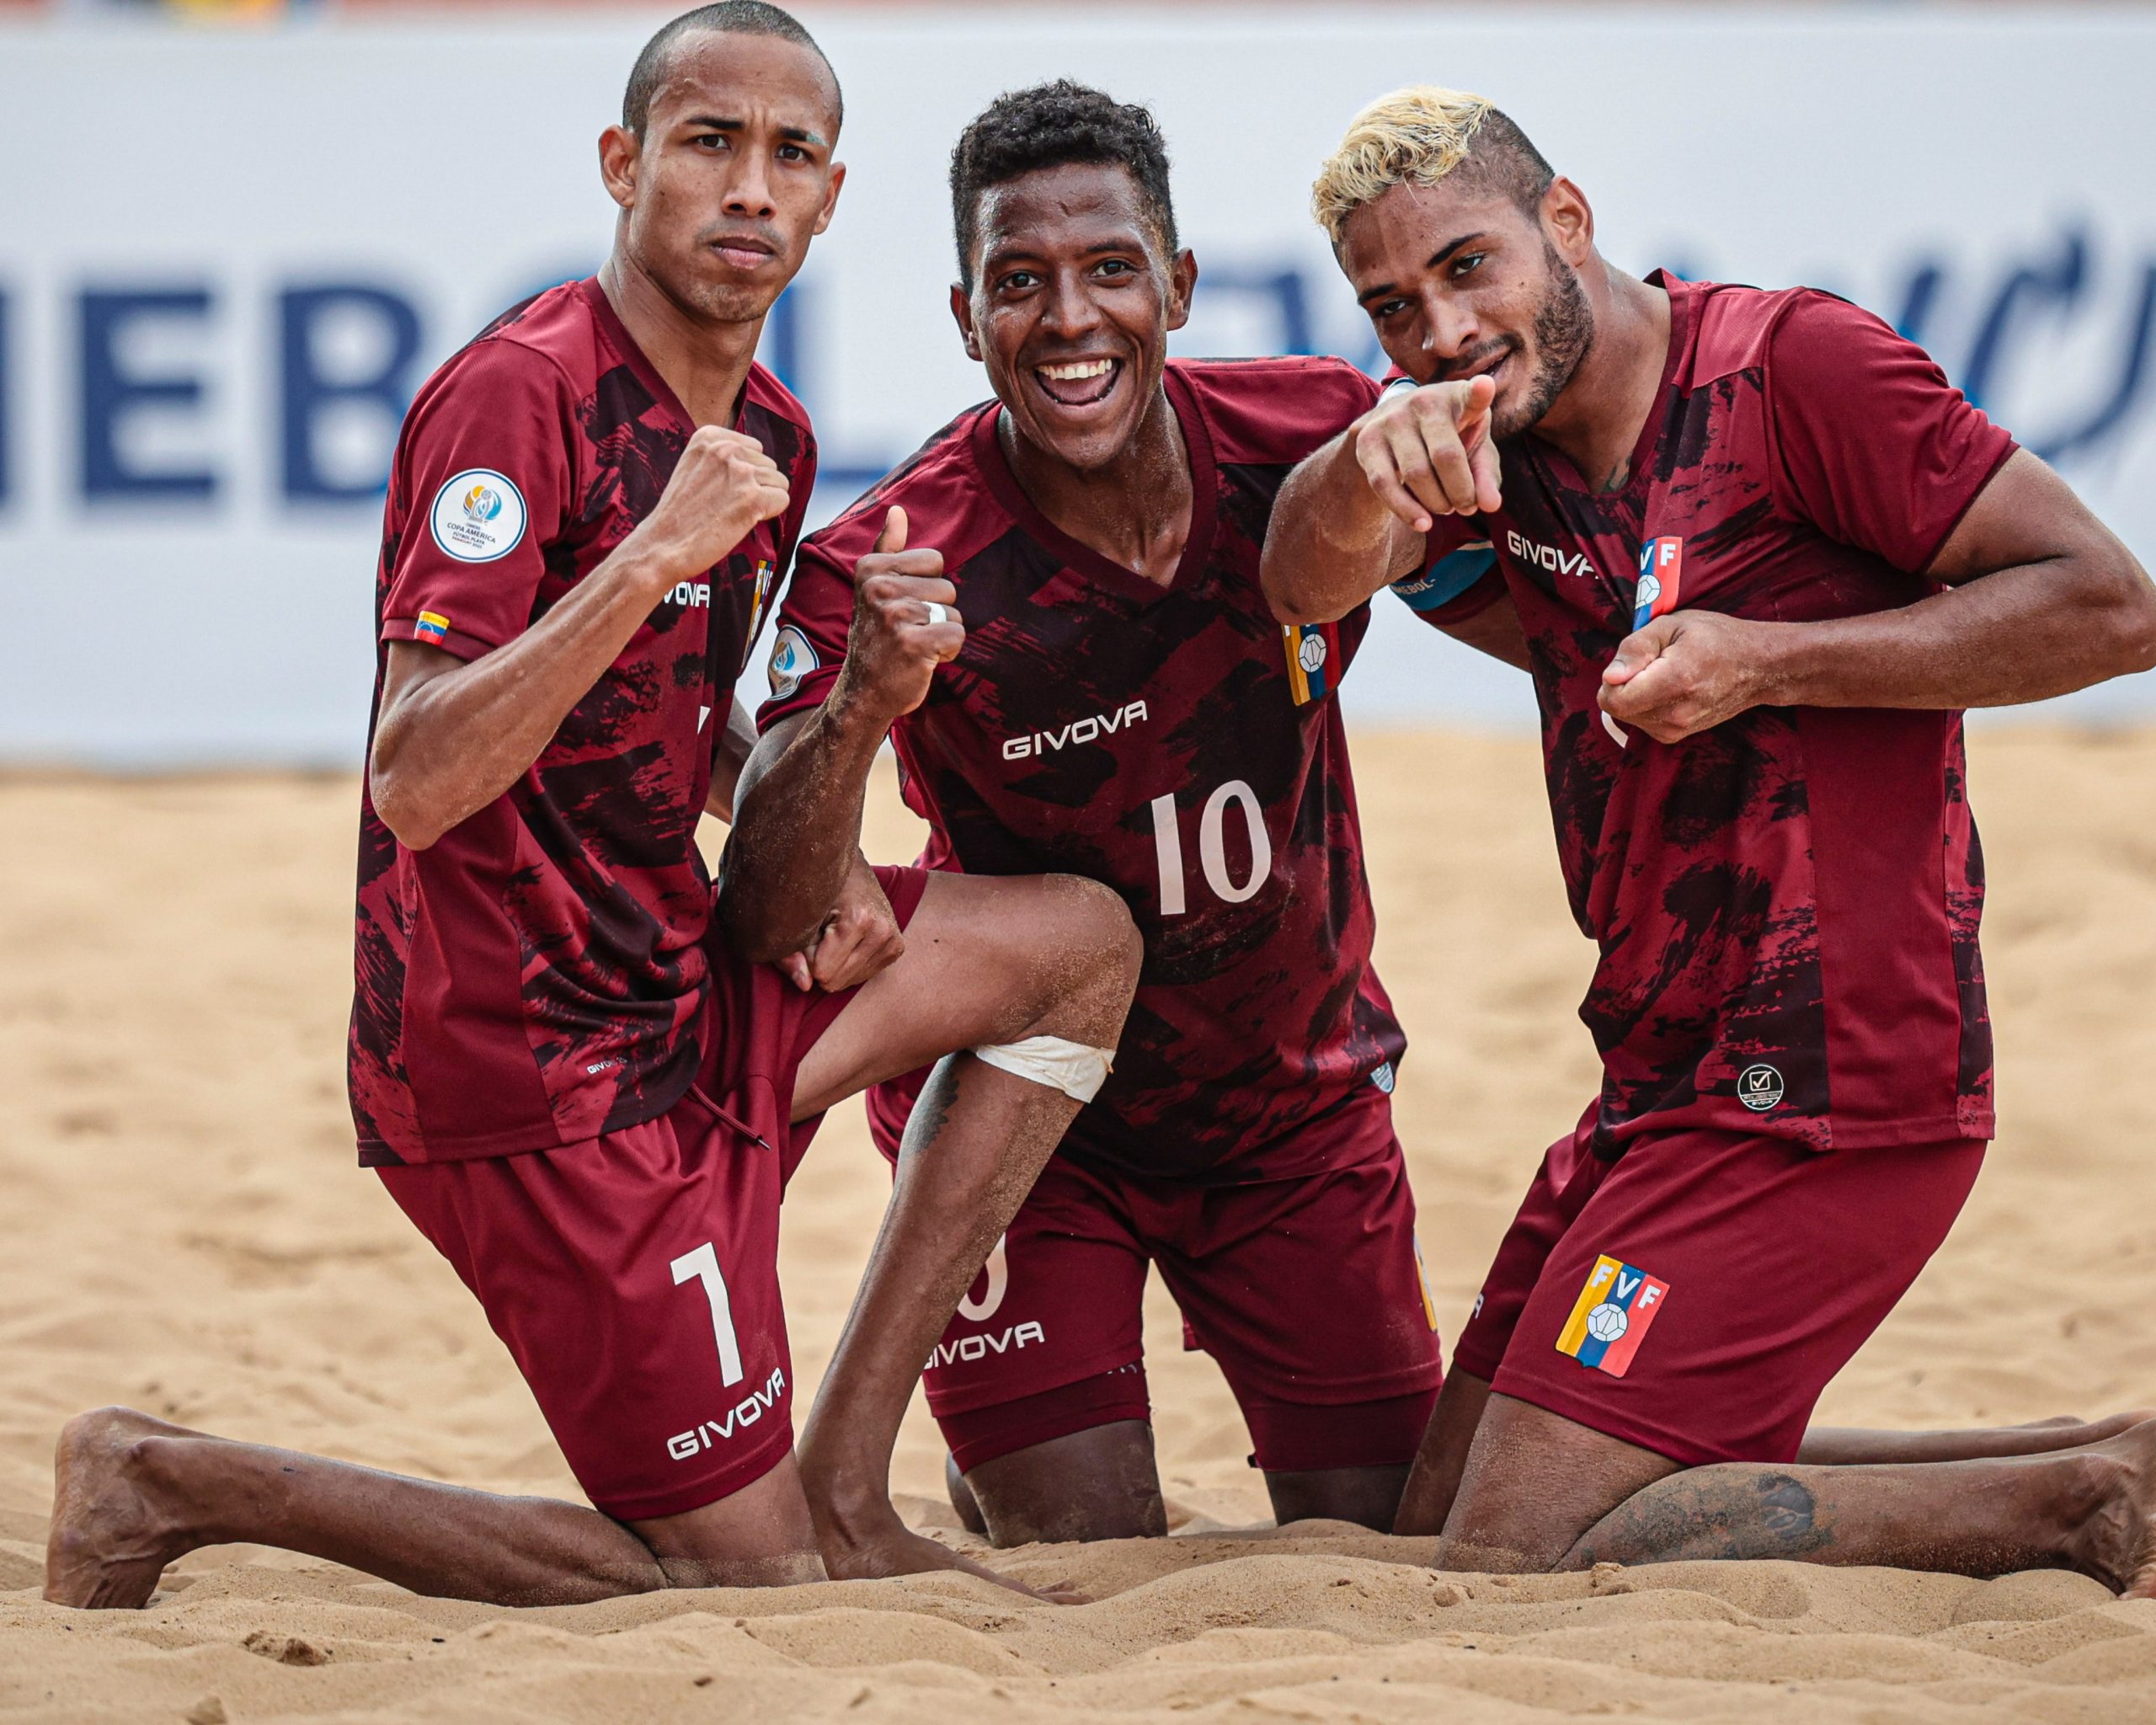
[{"left": 1040, "top": 359, "right": 1115, "bottom": 382}]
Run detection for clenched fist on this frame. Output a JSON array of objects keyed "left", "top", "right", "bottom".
[
  {"left": 830, "top": 505, "right": 964, "bottom": 726},
  {"left": 1355, "top": 373, "right": 1502, "bottom": 529},
  {"left": 624, "top": 425, "right": 790, "bottom": 588}
]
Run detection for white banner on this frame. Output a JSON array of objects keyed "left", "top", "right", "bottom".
[{"left": 3, "top": 6, "right": 2153, "bottom": 763}]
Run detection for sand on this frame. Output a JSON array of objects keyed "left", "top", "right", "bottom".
[{"left": 6, "top": 729, "right": 2156, "bottom": 1722}]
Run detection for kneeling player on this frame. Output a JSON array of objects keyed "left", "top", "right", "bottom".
[
  {"left": 45, "top": 5, "right": 1137, "bottom": 1610},
  {"left": 1264, "top": 85, "right": 2156, "bottom": 1589},
  {"left": 723, "top": 83, "right": 1444, "bottom": 1546}
]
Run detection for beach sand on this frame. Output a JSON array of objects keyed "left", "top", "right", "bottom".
[{"left": 6, "top": 729, "right": 2156, "bottom": 1722}]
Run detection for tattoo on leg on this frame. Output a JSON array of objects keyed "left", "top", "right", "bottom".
[{"left": 1573, "top": 1470, "right": 1833, "bottom": 1567}]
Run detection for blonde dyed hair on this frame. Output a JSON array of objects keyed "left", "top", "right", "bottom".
[{"left": 1310, "top": 85, "right": 1499, "bottom": 243}]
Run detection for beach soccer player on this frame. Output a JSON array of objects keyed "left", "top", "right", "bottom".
[
  {"left": 723, "top": 83, "right": 1444, "bottom": 1546},
  {"left": 45, "top": 3, "right": 1140, "bottom": 1610},
  {"left": 1263, "top": 85, "right": 2156, "bottom": 1589}
]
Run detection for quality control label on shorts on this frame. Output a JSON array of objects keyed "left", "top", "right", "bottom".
[
  {"left": 430, "top": 468, "right": 527, "bottom": 563},
  {"left": 1556, "top": 1254, "right": 1670, "bottom": 1378}
]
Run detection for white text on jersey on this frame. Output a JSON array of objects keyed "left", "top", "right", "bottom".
[
  {"left": 1506, "top": 529, "right": 1595, "bottom": 579},
  {"left": 664, "top": 1365, "right": 786, "bottom": 1461},
  {"left": 1002, "top": 699, "right": 1150, "bottom": 761}
]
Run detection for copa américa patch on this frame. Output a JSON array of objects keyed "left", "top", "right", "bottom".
[
  {"left": 768, "top": 626, "right": 818, "bottom": 702},
  {"left": 429, "top": 469, "right": 527, "bottom": 564}
]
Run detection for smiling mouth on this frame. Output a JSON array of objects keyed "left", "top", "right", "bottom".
[
  {"left": 1445, "top": 343, "right": 1514, "bottom": 387},
  {"left": 1033, "top": 356, "right": 1123, "bottom": 409}
]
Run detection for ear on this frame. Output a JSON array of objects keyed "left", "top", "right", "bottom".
[
  {"left": 599, "top": 124, "right": 640, "bottom": 212},
  {"left": 811, "top": 159, "right": 846, "bottom": 238},
  {"left": 1164, "top": 249, "right": 1198, "bottom": 334},
  {"left": 950, "top": 282, "right": 983, "bottom": 362},
  {"left": 1541, "top": 177, "right": 1594, "bottom": 267}
]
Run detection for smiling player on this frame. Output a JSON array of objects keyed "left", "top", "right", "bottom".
[
  {"left": 45, "top": 7, "right": 1141, "bottom": 1609},
  {"left": 722, "top": 83, "right": 1443, "bottom": 1545},
  {"left": 1264, "top": 84, "right": 2156, "bottom": 1589}
]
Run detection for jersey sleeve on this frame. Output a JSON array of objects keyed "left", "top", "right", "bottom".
[
  {"left": 1764, "top": 293, "right": 2017, "bottom": 573},
  {"left": 1390, "top": 516, "right": 1504, "bottom": 628},
  {"left": 756, "top": 515, "right": 859, "bottom": 732},
  {"left": 381, "top": 342, "right": 574, "bottom": 661}
]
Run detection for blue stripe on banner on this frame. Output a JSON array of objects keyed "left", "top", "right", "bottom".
[{"left": 1390, "top": 541, "right": 1497, "bottom": 612}]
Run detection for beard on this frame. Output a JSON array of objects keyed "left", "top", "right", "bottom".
[{"left": 1493, "top": 243, "right": 1596, "bottom": 439}]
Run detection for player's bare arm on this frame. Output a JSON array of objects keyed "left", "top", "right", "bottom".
[
  {"left": 717, "top": 503, "right": 962, "bottom": 962},
  {"left": 703, "top": 698, "right": 904, "bottom": 994},
  {"left": 371, "top": 426, "right": 787, "bottom": 849},
  {"left": 1262, "top": 375, "right": 1498, "bottom": 626},
  {"left": 1599, "top": 448, "right": 2156, "bottom": 742}
]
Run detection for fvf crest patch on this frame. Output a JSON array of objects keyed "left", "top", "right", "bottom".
[{"left": 1555, "top": 1254, "right": 1670, "bottom": 1378}]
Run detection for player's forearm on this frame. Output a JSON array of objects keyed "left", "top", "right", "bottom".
[
  {"left": 717, "top": 697, "right": 888, "bottom": 963},
  {"left": 1753, "top": 550, "right": 2156, "bottom": 711},
  {"left": 369, "top": 542, "right": 677, "bottom": 850},
  {"left": 1262, "top": 435, "right": 1415, "bottom": 625}
]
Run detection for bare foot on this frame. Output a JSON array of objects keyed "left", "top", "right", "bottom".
[
  {"left": 811, "top": 1498, "right": 1083, "bottom": 1602},
  {"left": 2069, "top": 1418, "right": 2156, "bottom": 1597},
  {"left": 45, "top": 1407, "right": 195, "bottom": 1609}
]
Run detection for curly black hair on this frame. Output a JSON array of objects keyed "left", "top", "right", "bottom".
[{"left": 950, "top": 80, "right": 1177, "bottom": 289}]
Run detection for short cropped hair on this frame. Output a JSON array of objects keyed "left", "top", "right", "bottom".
[
  {"left": 622, "top": 2, "right": 841, "bottom": 138},
  {"left": 1310, "top": 85, "right": 1554, "bottom": 244},
  {"left": 949, "top": 80, "right": 1177, "bottom": 289}
]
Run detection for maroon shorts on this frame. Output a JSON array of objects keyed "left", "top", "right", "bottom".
[
  {"left": 378, "top": 866, "right": 930, "bottom": 1522},
  {"left": 870, "top": 1078, "right": 1444, "bottom": 1474},
  {"left": 1452, "top": 1107, "right": 1985, "bottom": 1466}
]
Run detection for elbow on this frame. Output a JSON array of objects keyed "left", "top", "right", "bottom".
[
  {"left": 2116, "top": 576, "right": 2156, "bottom": 679},
  {"left": 1259, "top": 558, "right": 1344, "bottom": 628},
  {"left": 710, "top": 857, "right": 810, "bottom": 967},
  {"left": 367, "top": 756, "right": 446, "bottom": 853}
]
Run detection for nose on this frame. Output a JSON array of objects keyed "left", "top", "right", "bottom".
[
  {"left": 1421, "top": 290, "right": 1478, "bottom": 362},
  {"left": 1038, "top": 267, "right": 1103, "bottom": 340},
  {"left": 723, "top": 152, "right": 776, "bottom": 222}
]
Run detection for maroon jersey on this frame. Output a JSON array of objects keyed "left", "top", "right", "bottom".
[
  {"left": 760, "top": 358, "right": 1403, "bottom": 1182},
  {"left": 1411, "top": 275, "right": 2012, "bottom": 1154},
  {"left": 351, "top": 278, "right": 815, "bottom": 1165}
]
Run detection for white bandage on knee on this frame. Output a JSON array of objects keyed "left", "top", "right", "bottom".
[{"left": 971, "top": 1035, "right": 1115, "bottom": 1103}]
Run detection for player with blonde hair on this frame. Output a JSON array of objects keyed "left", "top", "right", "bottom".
[{"left": 1265, "top": 83, "right": 2156, "bottom": 1589}]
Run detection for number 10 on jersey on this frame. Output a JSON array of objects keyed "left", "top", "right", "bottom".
[{"left": 1148, "top": 781, "right": 1272, "bottom": 915}]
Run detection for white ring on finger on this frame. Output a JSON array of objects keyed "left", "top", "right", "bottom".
[{"left": 921, "top": 601, "right": 949, "bottom": 628}]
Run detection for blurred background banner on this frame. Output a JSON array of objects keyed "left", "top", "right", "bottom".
[{"left": 2, "top": 3, "right": 2153, "bottom": 764}]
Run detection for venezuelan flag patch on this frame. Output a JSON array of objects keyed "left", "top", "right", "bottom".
[
  {"left": 1283, "top": 621, "right": 1337, "bottom": 705},
  {"left": 1555, "top": 1253, "right": 1670, "bottom": 1378},
  {"left": 414, "top": 611, "right": 451, "bottom": 646}
]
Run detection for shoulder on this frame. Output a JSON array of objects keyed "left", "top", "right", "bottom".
[
  {"left": 1681, "top": 278, "right": 1910, "bottom": 387},
  {"left": 1174, "top": 355, "right": 1378, "bottom": 463},
  {"left": 408, "top": 286, "right": 587, "bottom": 427},
  {"left": 800, "top": 403, "right": 1008, "bottom": 567},
  {"left": 744, "top": 361, "right": 815, "bottom": 445}
]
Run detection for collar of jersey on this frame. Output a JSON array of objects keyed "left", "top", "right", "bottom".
[
  {"left": 579, "top": 276, "right": 744, "bottom": 439},
  {"left": 968, "top": 360, "right": 1220, "bottom": 606}
]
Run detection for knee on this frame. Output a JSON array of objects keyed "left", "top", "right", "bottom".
[{"left": 1038, "top": 874, "right": 1142, "bottom": 1006}]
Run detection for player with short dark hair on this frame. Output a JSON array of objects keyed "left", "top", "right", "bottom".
[
  {"left": 722, "top": 81, "right": 1445, "bottom": 1546},
  {"left": 45, "top": 8, "right": 1140, "bottom": 1610},
  {"left": 1265, "top": 83, "right": 2156, "bottom": 1589}
]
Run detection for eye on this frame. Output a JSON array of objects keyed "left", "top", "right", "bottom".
[
  {"left": 1372, "top": 297, "right": 1412, "bottom": 321},
  {"left": 1093, "top": 259, "right": 1136, "bottom": 278},
  {"left": 776, "top": 143, "right": 808, "bottom": 163},
  {"left": 694, "top": 133, "right": 730, "bottom": 152},
  {"left": 1449, "top": 252, "right": 1486, "bottom": 278},
  {"left": 996, "top": 270, "right": 1040, "bottom": 293}
]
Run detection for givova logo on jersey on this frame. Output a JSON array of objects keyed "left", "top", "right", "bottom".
[{"left": 1555, "top": 1253, "right": 1670, "bottom": 1378}]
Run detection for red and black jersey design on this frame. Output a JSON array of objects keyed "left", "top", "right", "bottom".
[
  {"left": 351, "top": 278, "right": 815, "bottom": 1165},
  {"left": 761, "top": 358, "right": 1402, "bottom": 1183},
  {"left": 1409, "top": 275, "right": 2010, "bottom": 1155}
]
